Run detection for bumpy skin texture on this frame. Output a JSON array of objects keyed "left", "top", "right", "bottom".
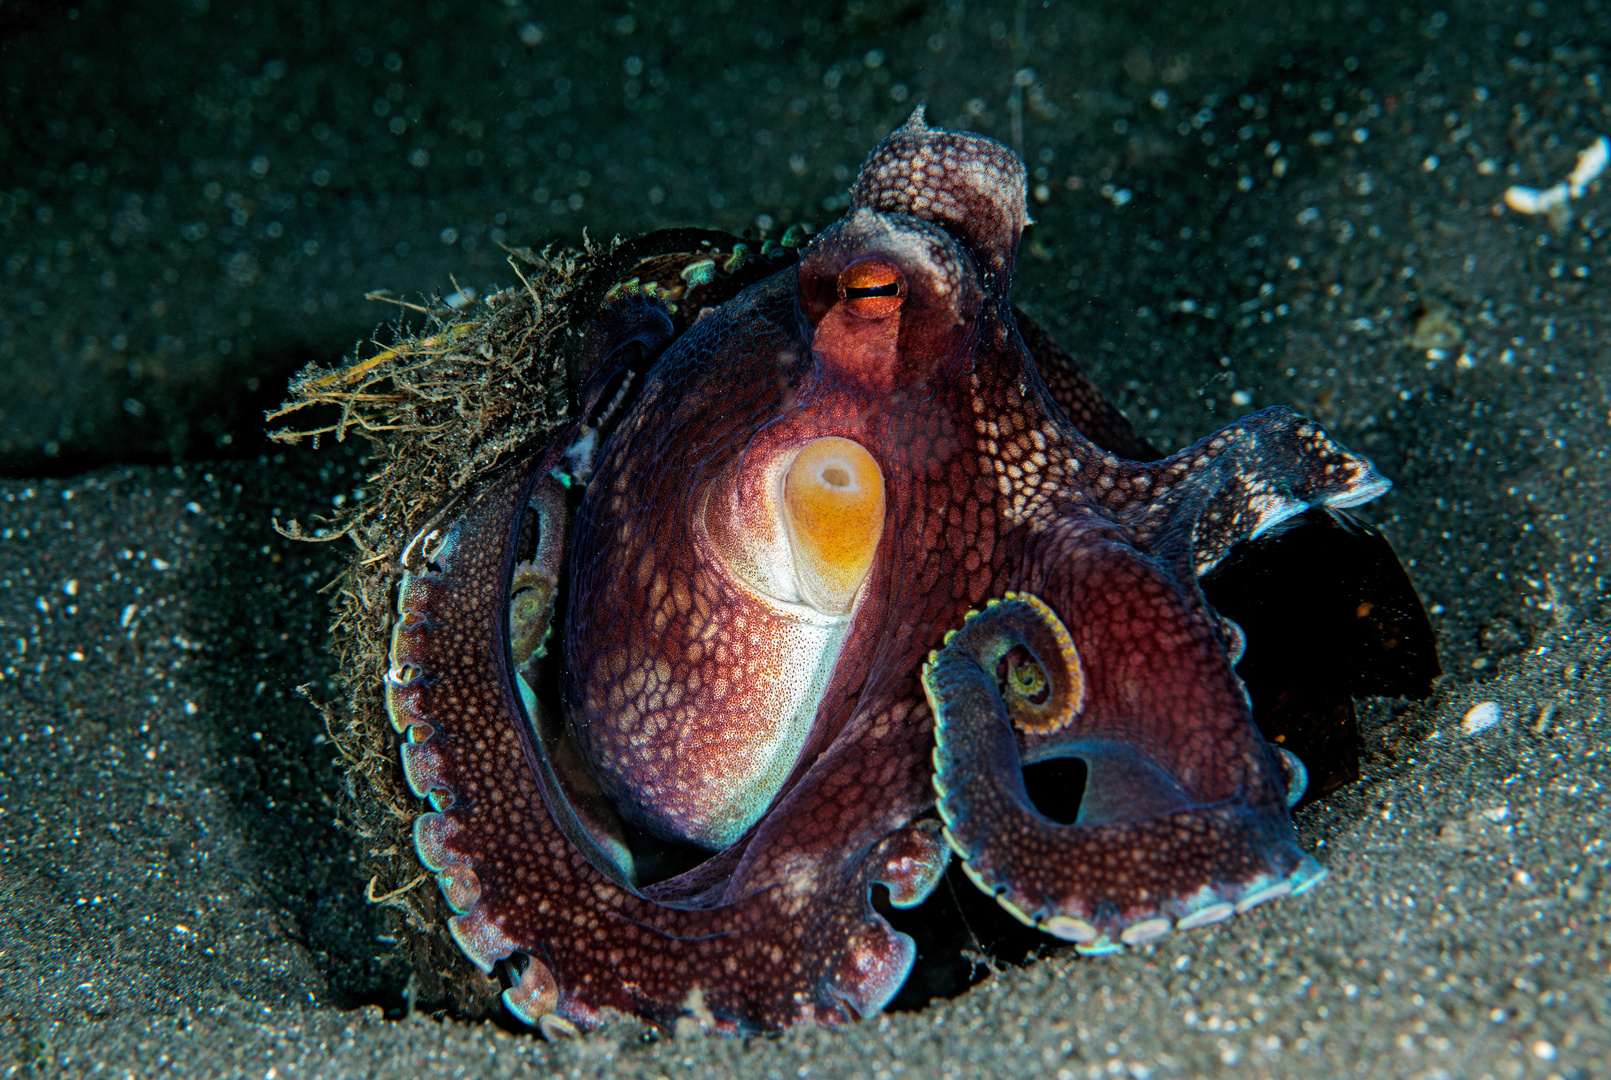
[{"left": 386, "top": 110, "right": 1394, "bottom": 1031}]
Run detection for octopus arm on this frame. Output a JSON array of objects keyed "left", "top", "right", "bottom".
[{"left": 1111, "top": 406, "right": 1391, "bottom": 577}]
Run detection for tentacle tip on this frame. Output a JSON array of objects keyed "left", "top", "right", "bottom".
[
  {"left": 1289, "top": 857, "right": 1329, "bottom": 896},
  {"left": 827, "top": 923, "right": 917, "bottom": 1020},
  {"left": 874, "top": 823, "right": 951, "bottom": 908},
  {"left": 1324, "top": 471, "right": 1393, "bottom": 509},
  {"left": 501, "top": 954, "right": 562, "bottom": 1030}
]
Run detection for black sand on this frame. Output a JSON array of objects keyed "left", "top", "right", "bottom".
[{"left": 2, "top": 1, "right": 1608, "bottom": 1076}]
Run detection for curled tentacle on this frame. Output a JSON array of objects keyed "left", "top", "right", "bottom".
[{"left": 923, "top": 592, "right": 1324, "bottom": 955}]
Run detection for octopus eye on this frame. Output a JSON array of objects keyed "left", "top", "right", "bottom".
[
  {"left": 781, "top": 437, "right": 886, "bottom": 613},
  {"left": 837, "top": 257, "right": 906, "bottom": 318}
]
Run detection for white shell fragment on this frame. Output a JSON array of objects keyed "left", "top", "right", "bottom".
[
  {"left": 1568, "top": 135, "right": 1609, "bottom": 196},
  {"left": 1503, "top": 183, "right": 1570, "bottom": 216},
  {"left": 1503, "top": 135, "right": 1607, "bottom": 227},
  {"left": 1460, "top": 701, "right": 1502, "bottom": 735}
]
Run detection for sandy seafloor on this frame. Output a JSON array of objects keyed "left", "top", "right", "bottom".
[{"left": 3, "top": 0, "right": 1611, "bottom": 1076}]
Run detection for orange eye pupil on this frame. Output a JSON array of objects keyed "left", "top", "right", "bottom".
[{"left": 837, "top": 258, "right": 904, "bottom": 316}]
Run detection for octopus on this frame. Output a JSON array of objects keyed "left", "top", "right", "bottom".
[{"left": 382, "top": 109, "right": 1436, "bottom": 1034}]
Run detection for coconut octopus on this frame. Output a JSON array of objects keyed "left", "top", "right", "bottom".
[{"left": 383, "top": 109, "right": 1436, "bottom": 1034}]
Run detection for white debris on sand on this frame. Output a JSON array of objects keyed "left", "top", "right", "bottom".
[
  {"left": 1460, "top": 700, "right": 1502, "bottom": 735},
  {"left": 1568, "top": 135, "right": 1610, "bottom": 194},
  {"left": 1503, "top": 134, "right": 1608, "bottom": 228}
]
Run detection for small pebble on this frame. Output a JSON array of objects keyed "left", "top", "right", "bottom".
[{"left": 1460, "top": 701, "right": 1501, "bottom": 735}]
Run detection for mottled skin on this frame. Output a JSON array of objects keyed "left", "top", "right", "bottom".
[{"left": 386, "top": 110, "right": 1392, "bottom": 1032}]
